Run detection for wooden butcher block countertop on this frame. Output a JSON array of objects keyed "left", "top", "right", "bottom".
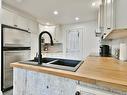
[{"left": 11, "top": 55, "right": 127, "bottom": 91}]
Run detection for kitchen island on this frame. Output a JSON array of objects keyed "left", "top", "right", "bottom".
[{"left": 11, "top": 55, "right": 127, "bottom": 95}]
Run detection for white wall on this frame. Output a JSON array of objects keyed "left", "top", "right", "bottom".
[
  {"left": 0, "top": 0, "right": 2, "bottom": 94},
  {"left": 61, "top": 20, "right": 100, "bottom": 59}
]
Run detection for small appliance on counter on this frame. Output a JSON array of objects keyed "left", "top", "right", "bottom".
[{"left": 100, "top": 45, "right": 111, "bottom": 57}]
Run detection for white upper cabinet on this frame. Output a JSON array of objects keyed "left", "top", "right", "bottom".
[
  {"left": 105, "top": 0, "right": 114, "bottom": 31},
  {"left": 103, "top": 0, "right": 115, "bottom": 33},
  {"left": 2, "top": 8, "right": 39, "bottom": 33},
  {"left": 98, "top": 3, "right": 104, "bottom": 34},
  {"left": 2, "top": 9, "right": 14, "bottom": 26},
  {"left": 14, "top": 15, "right": 28, "bottom": 30},
  {"left": 2, "top": 9, "right": 28, "bottom": 30},
  {"left": 39, "top": 25, "right": 63, "bottom": 43},
  {"left": 99, "top": 0, "right": 127, "bottom": 36},
  {"left": 54, "top": 25, "right": 63, "bottom": 43},
  {"left": 28, "top": 19, "right": 38, "bottom": 33},
  {"left": 115, "top": 0, "right": 127, "bottom": 29}
]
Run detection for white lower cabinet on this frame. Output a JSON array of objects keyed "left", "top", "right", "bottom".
[
  {"left": 14, "top": 68, "right": 77, "bottom": 95},
  {"left": 76, "top": 85, "right": 118, "bottom": 95},
  {"left": 14, "top": 68, "right": 127, "bottom": 95}
]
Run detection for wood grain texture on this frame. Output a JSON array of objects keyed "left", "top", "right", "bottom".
[{"left": 11, "top": 56, "right": 127, "bottom": 90}]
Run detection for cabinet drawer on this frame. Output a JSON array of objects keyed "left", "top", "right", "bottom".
[{"left": 76, "top": 85, "right": 119, "bottom": 95}]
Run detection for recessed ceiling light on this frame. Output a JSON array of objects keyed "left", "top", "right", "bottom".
[
  {"left": 53, "top": 11, "right": 58, "bottom": 15},
  {"left": 75, "top": 17, "right": 80, "bottom": 21},
  {"left": 46, "top": 22, "right": 50, "bottom": 25},
  {"left": 92, "top": 2, "right": 96, "bottom": 6}
]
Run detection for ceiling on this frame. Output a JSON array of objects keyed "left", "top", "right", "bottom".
[{"left": 2, "top": 0, "right": 99, "bottom": 25}]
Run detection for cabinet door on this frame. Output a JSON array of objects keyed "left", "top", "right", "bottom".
[
  {"left": 14, "top": 15, "right": 28, "bottom": 30},
  {"left": 2, "top": 9, "right": 14, "bottom": 26},
  {"left": 55, "top": 25, "right": 63, "bottom": 43},
  {"left": 98, "top": 3, "right": 104, "bottom": 33},
  {"left": 24, "top": 71, "right": 77, "bottom": 95},
  {"left": 13, "top": 68, "right": 27, "bottom": 95},
  {"left": 103, "top": 0, "right": 114, "bottom": 33},
  {"left": 115, "top": 0, "right": 127, "bottom": 29},
  {"left": 28, "top": 20, "right": 38, "bottom": 34}
]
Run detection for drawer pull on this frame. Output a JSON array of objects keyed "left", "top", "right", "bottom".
[{"left": 75, "top": 91, "right": 80, "bottom": 95}]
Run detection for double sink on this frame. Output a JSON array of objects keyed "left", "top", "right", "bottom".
[{"left": 21, "top": 58, "right": 83, "bottom": 72}]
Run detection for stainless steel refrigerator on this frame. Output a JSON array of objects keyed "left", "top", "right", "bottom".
[{"left": 1, "top": 24, "right": 31, "bottom": 92}]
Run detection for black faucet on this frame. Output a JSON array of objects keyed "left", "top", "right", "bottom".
[{"left": 38, "top": 31, "right": 54, "bottom": 64}]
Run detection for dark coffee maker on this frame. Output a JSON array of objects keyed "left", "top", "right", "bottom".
[{"left": 100, "top": 45, "right": 110, "bottom": 57}]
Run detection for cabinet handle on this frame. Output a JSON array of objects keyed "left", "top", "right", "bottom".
[
  {"left": 107, "top": 27, "right": 111, "bottom": 30},
  {"left": 14, "top": 25, "right": 18, "bottom": 27},
  {"left": 75, "top": 91, "right": 80, "bottom": 95},
  {"left": 104, "top": 33, "right": 106, "bottom": 35}
]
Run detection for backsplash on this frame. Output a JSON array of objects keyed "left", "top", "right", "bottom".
[
  {"left": 102, "top": 37, "right": 127, "bottom": 57},
  {"left": 41, "top": 43, "right": 63, "bottom": 53}
]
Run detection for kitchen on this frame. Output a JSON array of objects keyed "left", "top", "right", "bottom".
[{"left": 1, "top": 0, "right": 127, "bottom": 95}]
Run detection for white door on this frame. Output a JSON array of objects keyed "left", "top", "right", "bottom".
[{"left": 66, "top": 28, "right": 83, "bottom": 60}]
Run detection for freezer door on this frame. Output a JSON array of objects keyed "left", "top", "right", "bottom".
[
  {"left": 3, "top": 28, "right": 30, "bottom": 47},
  {"left": 2, "top": 50, "right": 30, "bottom": 90}
]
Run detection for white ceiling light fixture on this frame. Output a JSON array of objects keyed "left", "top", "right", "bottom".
[
  {"left": 53, "top": 11, "right": 58, "bottom": 15},
  {"left": 75, "top": 17, "right": 80, "bottom": 21}
]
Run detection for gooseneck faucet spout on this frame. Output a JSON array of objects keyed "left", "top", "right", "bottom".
[{"left": 38, "top": 31, "right": 54, "bottom": 64}]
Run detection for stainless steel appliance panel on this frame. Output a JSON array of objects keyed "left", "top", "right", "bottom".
[
  {"left": 1, "top": 23, "right": 31, "bottom": 92},
  {"left": 3, "top": 28, "right": 30, "bottom": 47},
  {"left": 3, "top": 50, "right": 30, "bottom": 89}
]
